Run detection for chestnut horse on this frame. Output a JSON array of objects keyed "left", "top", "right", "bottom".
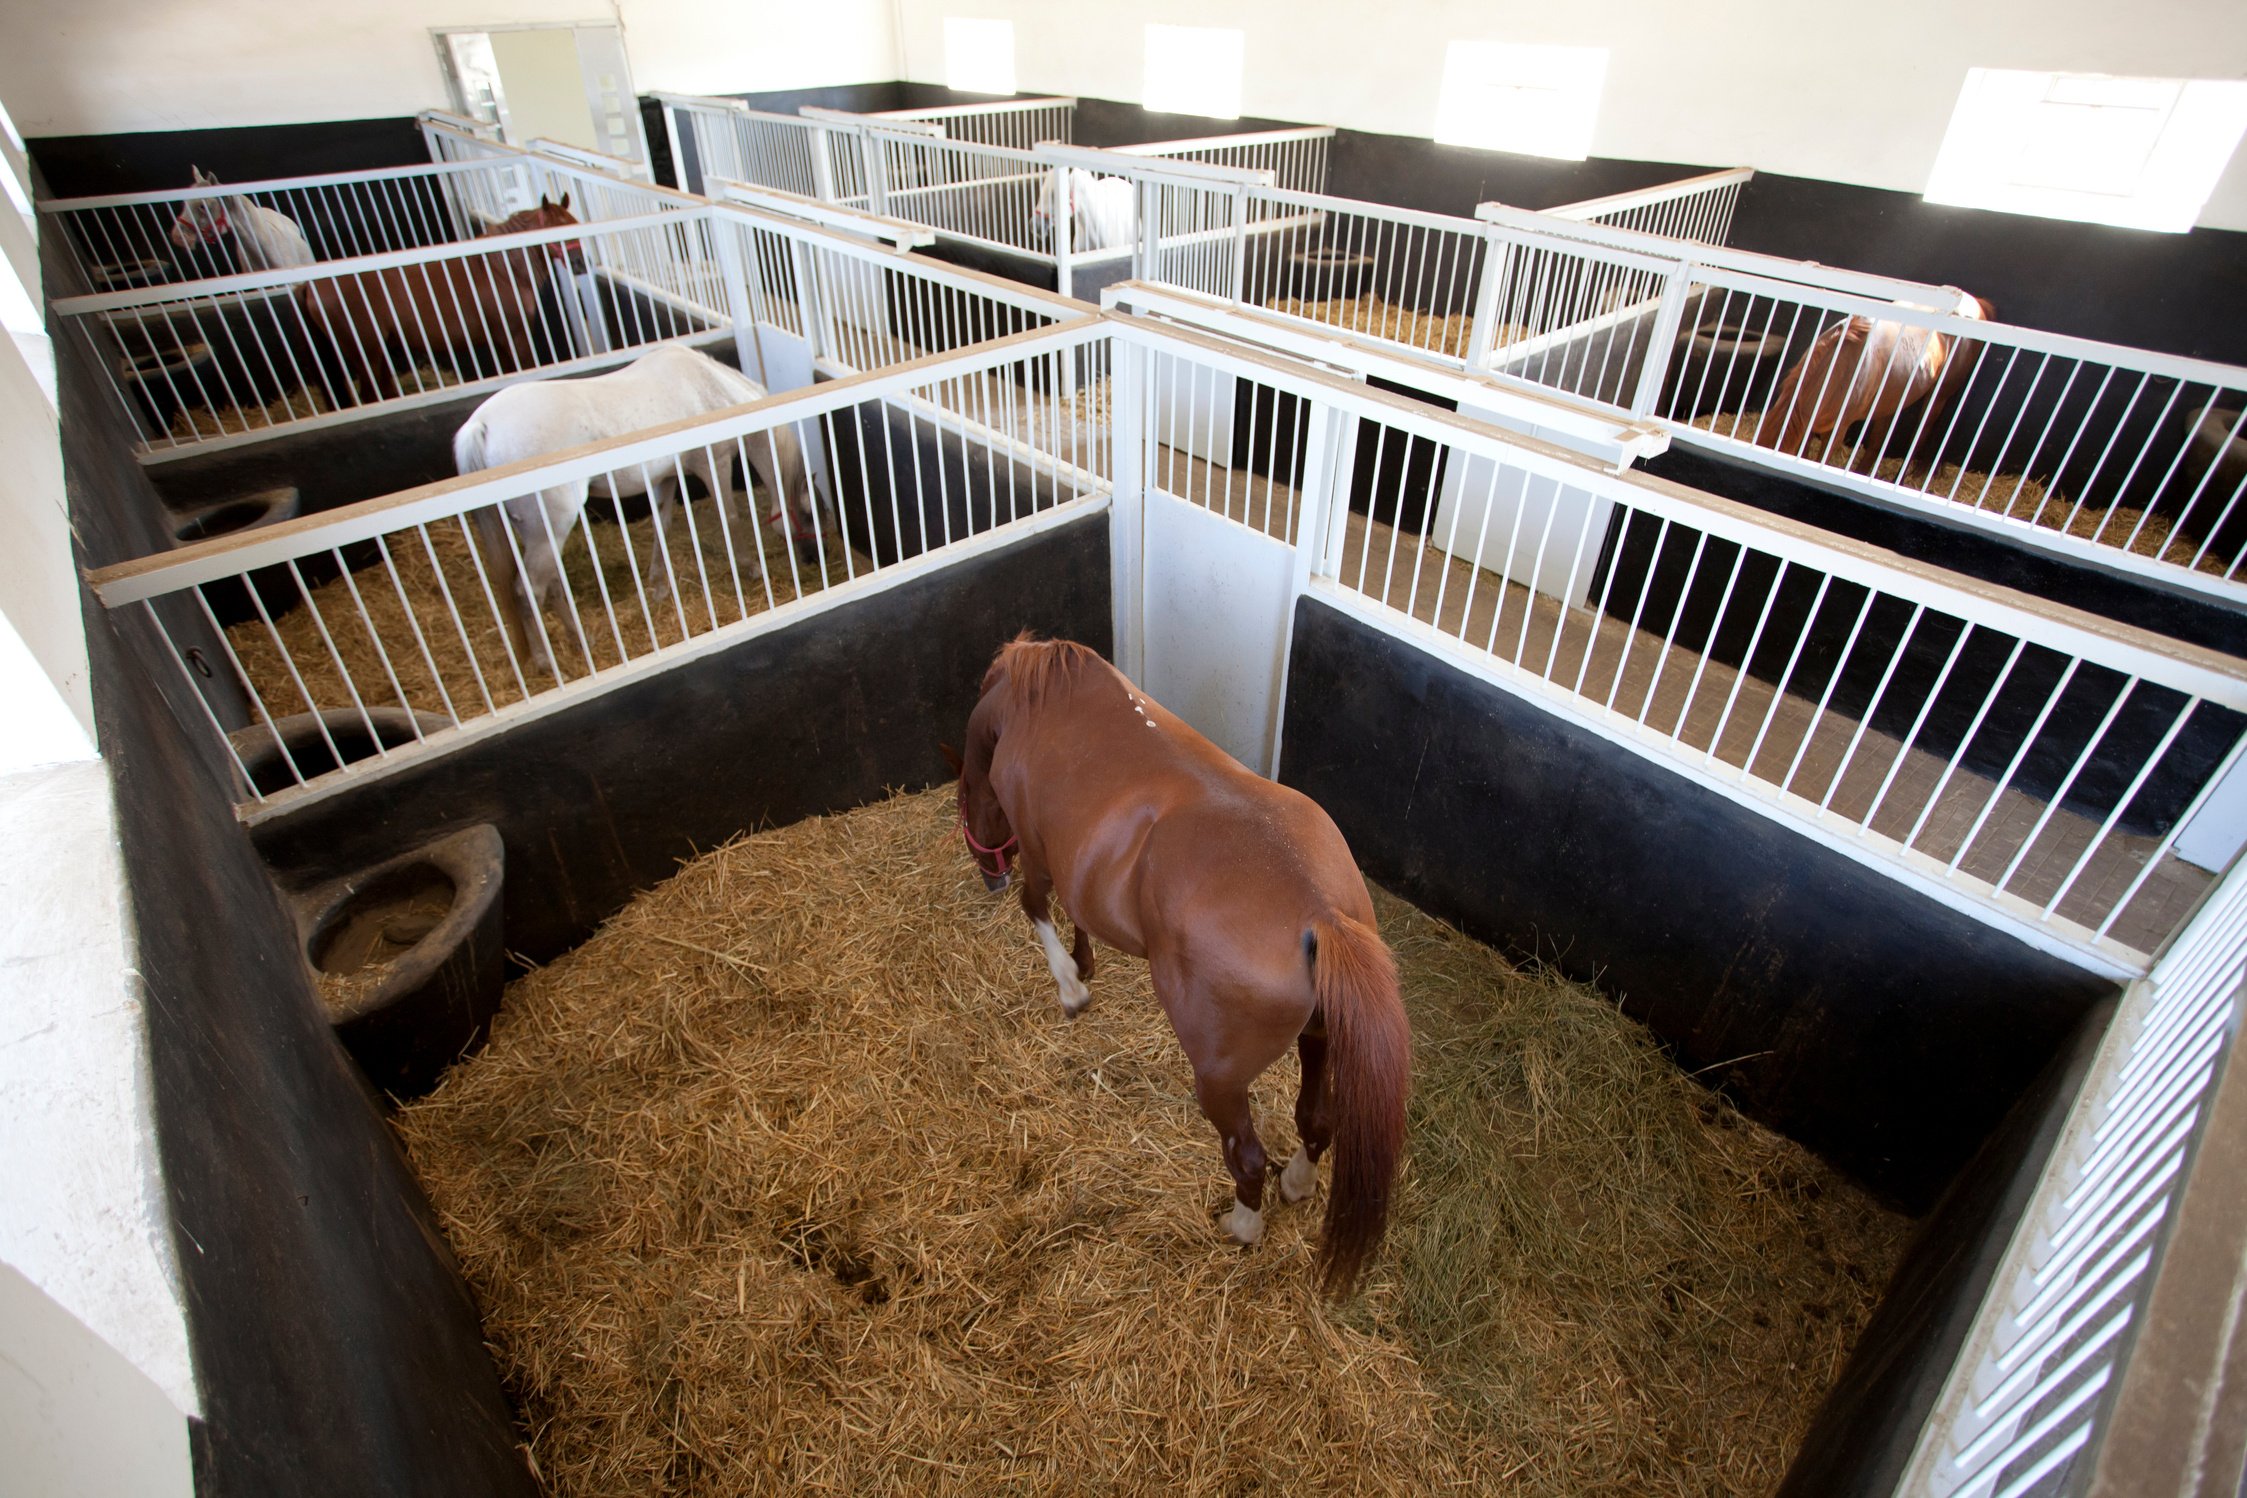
[
  {"left": 1753, "top": 288, "right": 1995, "bottom": 460},
  {"left": 949, "top": 638, "right": 1411, "bottom": 1296},
  {"left": 295, "top": 196, "right": 581, "bottom": 405}
]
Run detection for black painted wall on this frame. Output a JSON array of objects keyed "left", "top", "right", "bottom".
[
  {"left": 1777, "top": 990, "right": 2114, "bottom": 1498},
  {"left": 54, "top": 191, "right": 533, "bottom": 1498},
  {"left": 247, "top": 513, "right": 1112, "bottom": 964},
  {"left": 1279, "top": 596, "right": 2117, "bottom": 1213}
]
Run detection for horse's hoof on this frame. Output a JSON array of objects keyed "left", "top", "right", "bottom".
[
  {"left": 1223, "top": 1200, "right": 1264, "bottom": 1246},
  {"left": 1059, "top": 983, "right": 1093, "bottom": 1019},
  {"left": 1279, "top": 1147, "right": 1318, "bottom": 1204}
]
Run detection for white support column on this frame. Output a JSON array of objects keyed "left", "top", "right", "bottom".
[
  {"left": 708, "top": 215, "right": 766, "bottom": 388},
  {"left": 1110, "top": 338, "right": 1147, "bottom": 683},
  {"left": 1267, "top": 400, "right": 1340, "bottom": 778},
  {"left": 809, "top": 123, "right": 839, "bottom": 203},
  {"left": 660, "top": 105, "right": 689, "bottom": 193},
  {"left": 1462, "top": 226, "right": 1512, "bottom": 374},
  {"left": 1628, "top": 258, "right": 1696, "bottom": 419},
  {"left": 1054, "top": 183, "right": 1074, "bottom": 302},
  {"left": 1227, "top": 183, "right": 1251, "bottom": 304}
]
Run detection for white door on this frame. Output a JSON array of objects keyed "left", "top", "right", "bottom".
[{"left": 1140, "top": 488, "right": 1297, "bottom": 772}]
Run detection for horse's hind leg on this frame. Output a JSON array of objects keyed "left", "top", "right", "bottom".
[
  {"left": 1196, "top": 1073, "right": 1270, "bottom": 1246},
  {"left": 1019, "top": 866, "right": 1091, "bottom": 1018},
  {"left": 1282, "top": 1022, "right": 1331, "bottom": 1205}
]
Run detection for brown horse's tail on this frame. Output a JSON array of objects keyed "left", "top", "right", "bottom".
[{"left": 1310, "top": 912, "right": 1411, "bottom": 1298}]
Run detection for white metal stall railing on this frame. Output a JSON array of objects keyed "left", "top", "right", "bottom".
[
  {"left": 1101, "top": 278, "right": 1672, "bottom": 472},
  {"left": 1109, "top": 311, "right": 2247, "bottom": 972},
  {"left": 1108, "top": 126, "right": 1334, "bottom": 201},
  {"left": 1546, "top": 166, "right": 1755, "bottom": 244},
  {"left": 85, "top": 318, "right": 1113, "bottom": 809},
  {"left": 1644, "top": 267, "right": 2247, "bottom": 604},
  {"left": 869, "top": 96, "right": 1077, "bottom": 151},
  {"left": 54, "top": 209, "right": 731, "bottom": 457},
  {"left": 1901, "top": 862, "right": 2247, "bottom": 1496},
  {"left": 707, "top": 199, "right": 1092, "bottom": 387},
  {"left": 1470, "top": 202, "right": 2247, "bottom": 604},
  {"left": 706, "top": 179, "right": 935, "bottom": 250},
  {"left": 530, "top": 137, "right": 656, "bottom": 185},
  {"left": 38, "top": 155, "right": 571, "bottom": 294},
  {"left": 653, "top": 92, "right": 866, "bottom": 203}
]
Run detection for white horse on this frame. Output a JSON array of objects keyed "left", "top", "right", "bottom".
[
  {"left": 455, "top": 346, "right": 826, "bottom": 678},
  {"left": 1033, "top": 167, "right": 1137, "bottom": 253},
  {"left": 168, "top": 167, "right": 315, "bottom": 272}
]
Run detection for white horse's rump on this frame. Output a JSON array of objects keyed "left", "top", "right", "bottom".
[
  {"left": 168, "top": 167, "right": 315, "bottom": 272},
  {"left": 455, "top": 345, "right": 825, "bottom": 678},
  {"left": 1033, "top": 167, "right": 1137, "bottom": 253}
]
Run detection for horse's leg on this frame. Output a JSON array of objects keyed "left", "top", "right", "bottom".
[
  {"left": 699, "top": 446, "right": 762, "bottom": 587},
  {"left": 1070, "top": 923, "right": 1096, "bottom": 984},
  {"left": 1196, "top": 1073, "right": 1271, "bottom": 1246},
  {"left": 510, "top": 485, "right": 581, "bottom": 681},
  {"left": 641, "top": 470, "right": 680, "bottom": 609},
  {"left": 1018, "top": 863, "right": 1092, "bottom": 1018},
  {"left": 469, "top": 504, "right": 543, "bottom": 683},
  {"left": 1281, "top": 1022, "right": 1331, "bottom": 1205}
]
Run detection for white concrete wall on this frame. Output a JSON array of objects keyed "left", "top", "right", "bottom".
[
  {"left": 0, "top": 1265, "right": 192, "bottom": 1498},
  {"left": 895, "top": 0, "right": 2247, "bottom": 231},
  {"left": 0, "top": 0, "right": 898, "bottom": 138}
]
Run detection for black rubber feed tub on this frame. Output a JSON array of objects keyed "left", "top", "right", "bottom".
[
  {"left": 296, "top": 823, "right": 507, "bottom": 1100},
  {"left": 1289, "top": 245, "right": 1374, "bottom": 303},
  {"left": 2173, "top": 405, "right": 2247, "bottom": 567},
  {"left": 171, "top": 486, "right": 302, "bottom": 625},
  {"left": 1666, "top": 321, "right": 1792, "bottom": 419},
  {"left": 118, "top": 340, "right": 213, "bottom": 433},
  {"left": 227, "top": 707, "right": 450, "bottom": 799}
]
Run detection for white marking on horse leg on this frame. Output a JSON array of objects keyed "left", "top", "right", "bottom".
[
  {"left": 1034, "top": 918, "right": 1091, "bottom": 1016},
  {"left": 1224, "top": 1198, "right": 1265, "bottom": 1245},
  {"left": 1280, "top": 1146, "right": 1318, "bottom": 1204}
]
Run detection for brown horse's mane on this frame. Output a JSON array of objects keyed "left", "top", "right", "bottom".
[{"left": 984, "top": 634, "right": 1105, "bottom": 713}]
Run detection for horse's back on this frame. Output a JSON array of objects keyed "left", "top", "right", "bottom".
[{"left": 1024, "top": 670, "right": 1370, "bottom": 965}]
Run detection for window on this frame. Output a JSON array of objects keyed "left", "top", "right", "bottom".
[
  {"left": 944, "top": 18, "right": 1017, "bottom": 97},
  {"left": 432, "top": 24, "right": 649, "bottom": 169},
  {"left": 1143, "top": 25, "right": 1244, "bottom": 120},
  {"left": 1433, "top": 41, "right": 1608, "bottom": 161},
  {"left": 1925, "top": 69, "right": 2247, "bottom": 232}
]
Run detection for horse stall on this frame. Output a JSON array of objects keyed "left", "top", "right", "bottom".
[{"left": 55, "top": 80, "right": 2247, "bottom": 1482}]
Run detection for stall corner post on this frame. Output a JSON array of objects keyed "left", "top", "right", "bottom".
[
  {"left": 1110, "top": 336, "right": 1148, "bottom": 685},
  {"left": 1463, "top": 225, "right": 1512, "bottom": 374},
  {"left": 1628, "top": 258, "right": 1695, "bottom": 419},
  {"left": 1056, "top": 186, "right": 1075, "bottom": 302}
]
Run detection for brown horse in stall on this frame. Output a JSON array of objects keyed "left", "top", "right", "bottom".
[
  {"left": 948, "top": 637, "right": 1412, "bottom": 1296},
  {"left": 295, "top": 195, "right": 582, "bottom": 405},
  {"left": 1753, "top": 288, "right": 1996, "bottom": 462}
]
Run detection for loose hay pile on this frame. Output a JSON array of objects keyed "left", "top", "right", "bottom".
[
  {"left": 227, "top": 509, "right": 857, "bottom": 727},
  {"left": 1687, "top": 410, "right": 2231, "bottom": 575},
  {"left": 396, "top": 787, "right": 1910, "bottom": 1496}
]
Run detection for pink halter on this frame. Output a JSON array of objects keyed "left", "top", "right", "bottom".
[{"left": 960, "top": 814, "right": 1018, "bottom": 879}]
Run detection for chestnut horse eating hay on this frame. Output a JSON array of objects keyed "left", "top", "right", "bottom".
[{"left": 949, "top": 637, "right": 1411, "bottom": 1296}]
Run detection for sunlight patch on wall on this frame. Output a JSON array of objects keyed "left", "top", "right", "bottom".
[
  {"left": 1433, "top": 42, "right": 1608, "bottom": 161},
  {"left": 943, "top": 18, "right": 1017, "bottom": 98},
  {"left": 1926, "top": 69, "right": 2247, "bottom": 233},
  {"left": 1143, "top": 25, "right": 1244, "bottom": 120}
]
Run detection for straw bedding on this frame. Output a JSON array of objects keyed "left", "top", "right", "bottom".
[
  {"left": 1688, "top": 410, "right": 2232, "bottom": 575},
  {"left": 1261, "top": 294, "right": 1527, "bottom": 363},
  {"left": 165, "top": 364, "right": 465, "bottom": 443},
  {"left": 225, "top": 502, "right": 856, "bottom": 728},
  {"left": 395, "top": 785, "right": 1909, "bottom": 1496}
]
